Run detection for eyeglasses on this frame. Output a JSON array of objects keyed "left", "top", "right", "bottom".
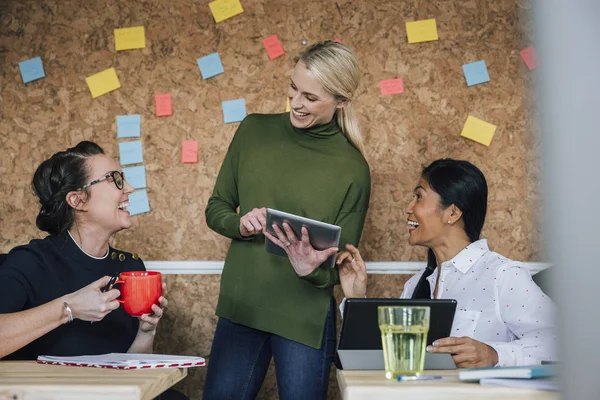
[{"left": 77, "top": 171, "right": 126, "bottom": 191}]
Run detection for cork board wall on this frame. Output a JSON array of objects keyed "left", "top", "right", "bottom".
[{"left": 0, "top": 0, "right": 539, "bottom": 263}]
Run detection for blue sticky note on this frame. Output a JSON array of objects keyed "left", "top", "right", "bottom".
[
  {"left": 222, "top": 98, "right": 246, "bottom": 123},
  {"left": 462, "top": 60, "right": 490, "bottom": 87},
  {"left": 128, "top": 189, "right": 150, "bottom": 216},
  {"left": 122, "top": 166, "right": 146, "bottom": 189},
  {"left": 19, "top": 57, "right": 46, "bottom": 84},
  {"left": 119, "top": 141, "right": 144, "bottom": 165},
  {"left": 117, "top": 115, "right": 141, "bottom": 138},
  {"left": 197, "top": 52, "right": 224, "bottom": 79}
]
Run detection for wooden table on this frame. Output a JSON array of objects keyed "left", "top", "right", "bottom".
[
  {"left": 0, "top": 361, "right": 187, "bottom": 400},
  {"left": 337, "top": 370, "right": 559, "bottom": 400}
]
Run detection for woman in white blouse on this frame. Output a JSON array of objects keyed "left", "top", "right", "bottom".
[{"left": 337, "top": 159, "right": 556, "bottom": 368}]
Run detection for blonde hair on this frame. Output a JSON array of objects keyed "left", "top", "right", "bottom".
[{"left": 294, "top": 41, "right": 365, "bottom": 155}]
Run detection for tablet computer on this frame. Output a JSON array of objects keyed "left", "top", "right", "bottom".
[
  {"left": 265, "top": 208, "right": 341, "bottom": 268},
  {"left": 337, "top": 298, "right": 458, "bottom": 370}
]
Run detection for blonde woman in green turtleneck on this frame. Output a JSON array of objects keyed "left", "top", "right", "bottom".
[{"left": 203, "top": 41, "right": 371, "bottom": 400}]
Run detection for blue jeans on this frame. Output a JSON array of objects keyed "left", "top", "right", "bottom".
[{"left": 203, "top": 298, "right": 336, "bottom": 400}]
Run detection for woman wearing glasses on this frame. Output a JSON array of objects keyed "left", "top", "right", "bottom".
[{"left": 0, "top": 141, "right": 169, "bottom": 362}]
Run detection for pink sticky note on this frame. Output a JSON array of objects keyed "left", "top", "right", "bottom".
[
  {"left": 520, "top": 46, "right": 538, "bottom": 70},
  {"left": 333, "top": 38, "right": 342, "bottom": 43},
  {"left": 380, "top": 78, "right": 404, "bottom": 96},
  {"left": 182, "top": 140, "right": 198, "bottom": 163},
  {"left": 155, "top": 94, "right": 172, "bottom": 117},
  {"left": 262, "top": 35, "right": 285, "bottom": 60}
]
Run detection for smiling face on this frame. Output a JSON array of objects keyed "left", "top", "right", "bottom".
[
  {"left": 78, "top": 154, "right": 134, "bottom": 234},
  {"left": 288, "top": 61, "right": 346, "bottom": 129},
  {"left": 406, "top": 178, "right": 453, "bottom": 248}
]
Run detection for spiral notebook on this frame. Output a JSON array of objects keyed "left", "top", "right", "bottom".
[{"left": 37, "top": 353, "right": 205, "bottom": 369}]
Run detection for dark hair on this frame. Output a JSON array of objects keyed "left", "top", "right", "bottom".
[
  {"left": 33, "top": 141, "right": 104, "bottom": 235},
  {"left": 421, "top": 159, "right": 488, "bottom": 269}
]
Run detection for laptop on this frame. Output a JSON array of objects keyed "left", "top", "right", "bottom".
[
  {"left": 265, "top": 208, "right": 341, "bottom": 268},
  {"left": 337, "top": 298, "right": 458, "bottom": 370}
]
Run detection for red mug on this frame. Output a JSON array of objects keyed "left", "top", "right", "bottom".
[{"left": 114, "top": 271, "right": 162, "bottom": 317}]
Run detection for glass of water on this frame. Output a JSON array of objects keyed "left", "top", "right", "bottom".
[{"left": 378, "top": 306, "right": 430, "bottom": 379}]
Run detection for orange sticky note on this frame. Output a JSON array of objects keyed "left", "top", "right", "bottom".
[
  {"left": 182, "top": 140, "right": 198, "bottom": 163},
  {"left": 262, "top": 35, "right": 284, "bottom": 60},
  {"left": 520, "top": 46, "right": 538, "bottom": 70},
  {"left": 460, "top": 115, "right": 497, "bottom": 147},
  {"left": 155, "top": 94, "right": 172, "bottom": 117},
  {"left": 380, "top": 78, "right": 404, "bottom": 96}
]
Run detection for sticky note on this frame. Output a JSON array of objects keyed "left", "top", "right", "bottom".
[
  {"left": 222, "top": 99, "right": 246, "bottom": 123},
  {"left": 285, "top": 98, "right": 290, "bottom": 112},
  {"left": 114, "top": 26, "right": 145, "bottom": 51},
  {"left": 460, "top": 116, "right": 497, "bottom": 147},
  {"left": 117, "top": 115, "right": 141, "bottom": 138},
  {"left": 119, "top": 140, "right": 144, "bottom": 165},
  {"left": 19, "top": 57, "right": 45, "bottom": 84},
  {"left": 406, "top": 18, "right": 438, "bottom": 44},
  {"left": 197, "top": 52, "right": 224, "bottom": 79},
  {"left": 462, "top": 60, "right": 490, "bottom": 87},
  {"left": 380, "top": 78, "right": 404, "bottom": 96},
  {"left": 122, "top": 166, "right": 146, "bottom": 189},
  {"left": 155, "top": 94, "right": 172, "bottom": 117},
  {"left": 520, "top": 46, "right": 538, "bottom": 70},
  {"left": 333, "top": 38, "right": 342, "bottom": 43},
  {"left": 128, "top": 189, "right": 150, "bottom": 216},
  {"left": 86, "top": 68, "right": 121, "bottom": 99},
  {"left": 262, "top": 35, "right": 285, "bottom": 60},
  {"left": 182, "top": 140, "right": 198, "bottom": 163},
  {"left": 209, "top": 0, "right": 243, "bottom": 23}
]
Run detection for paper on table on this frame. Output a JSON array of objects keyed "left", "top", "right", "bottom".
[
  {"left": 480, "top": 378, "right": 559, "bottom": 391},
  {"left": 209, "top": 0, "right": 243, "bottom": 23},
  {"left": 38, "top": 353, "right": 205, "bottom": 369}
]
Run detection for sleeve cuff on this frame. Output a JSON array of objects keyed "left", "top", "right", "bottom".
[
  {"left": 486, "top": 341, "right": 518, "bottom": 367},
  {"left": 301, "top": 266, "right": 339, "bottom": 289}
]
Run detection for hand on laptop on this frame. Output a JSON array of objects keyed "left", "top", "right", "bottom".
[
  {"left": 264, "top": 223, "right": 338, "bottom": 276},
  {"left": 426, "top": 336, "right": 498, "bottom": 368},
  {"left": 240, "top": 208, "right": 267, "bottom": 237},
  {"left": 337, "top": 244, "right": 367, "bottom": 298}
]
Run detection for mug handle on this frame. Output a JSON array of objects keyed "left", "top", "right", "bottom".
[{"left": 113, "top": 279, "right": 125, "bottom": 304}]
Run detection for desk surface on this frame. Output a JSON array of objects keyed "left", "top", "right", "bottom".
[
  {"left": 337, "top": 370, "right": 559, "bottom": 400},
  {"left": 0, "top": 361, "right": 187, "bottom": 400}
]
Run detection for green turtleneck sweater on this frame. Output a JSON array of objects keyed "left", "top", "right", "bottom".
[{"left": 205, "top": 112, "right": 371, "bottom": 349}]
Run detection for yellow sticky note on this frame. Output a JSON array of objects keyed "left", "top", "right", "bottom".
[
  {"left": 209, "top": 0, "right": 244, "bottom": 23},
  {"left": 406, "top": 18, "right": 439, "bottom": 44},
  {"left": 285, "top": 98, "right": 290, "bottom": 112},
  {"left": 460, "top": 116, "right": 497, "bottom": 146},
  {"left": 86, "top": 68, "right": 121, "bottom": 99},
  {"left": 114, "top": 26, "right": 145, "bottom": 51}
]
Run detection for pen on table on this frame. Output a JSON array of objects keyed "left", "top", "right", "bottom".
[{"left": 397, "top": 375, "right": 444, "bottom": 382}]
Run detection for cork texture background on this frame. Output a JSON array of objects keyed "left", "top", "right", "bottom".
[{"left": 0, "top": 0, "right": 537, "bottom": 398}]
